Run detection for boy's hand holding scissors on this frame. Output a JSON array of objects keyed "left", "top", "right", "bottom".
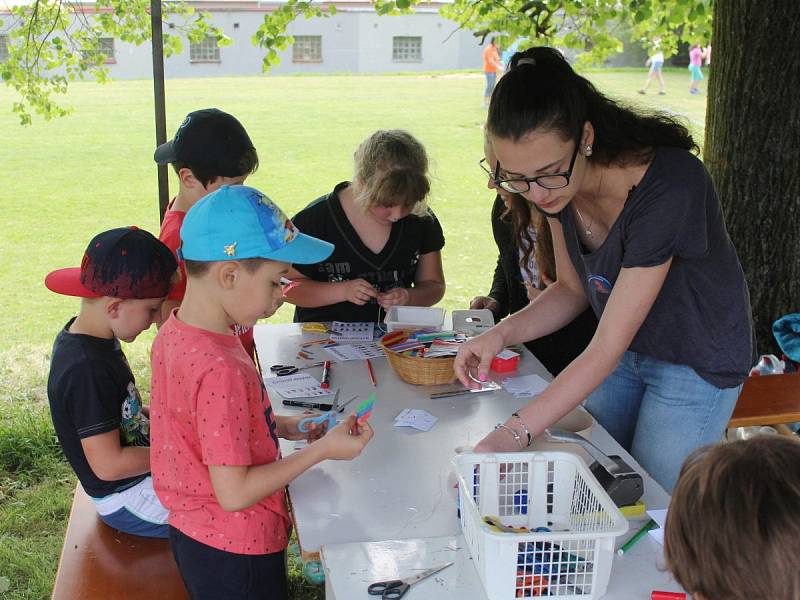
[
  {"left": 316, "top": 415, "right": 373, "bottom": 460},
  {"left": 277, "top": 414, "right": 329, "bottom": 443}
]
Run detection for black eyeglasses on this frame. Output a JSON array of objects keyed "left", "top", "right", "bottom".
[
  {"left": 495, "top": 141, "right": 580, "bottom": 193},
  {"left": 478, "top": 157, "right": 502, "bottom": 182}
]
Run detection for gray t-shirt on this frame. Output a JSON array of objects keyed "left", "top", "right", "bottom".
[{"left": 558, "top": 146, "right": 754, "bottom": 388}]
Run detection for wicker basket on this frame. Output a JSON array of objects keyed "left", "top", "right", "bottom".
[{"left": 380, "top": 331, "right": 457, "bottom": 385}]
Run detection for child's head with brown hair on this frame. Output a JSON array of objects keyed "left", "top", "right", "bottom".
[
  {"left": 665, "top": 436, "right": 800, "bottom": 600},
  {"left": 352, "top": 129, "right": 430, "bottom": 217}
]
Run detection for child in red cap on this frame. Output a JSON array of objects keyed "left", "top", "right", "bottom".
[{"left": 45, "top": 226, "right": 178, "bottom": 537}]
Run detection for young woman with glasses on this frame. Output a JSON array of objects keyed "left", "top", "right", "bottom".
[
  {"left": 470, "top": 135, "right": 597, "bottom": 376},
  {"left": 454, "top": 47, "right": 754, "bottom": 492},
  {"left": 283, "top": 129, "right": 445, "bottom": 324}
]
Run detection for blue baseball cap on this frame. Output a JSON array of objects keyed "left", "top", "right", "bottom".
[{"left": 179, "top": 185, "right": 334, "bottom": 264}]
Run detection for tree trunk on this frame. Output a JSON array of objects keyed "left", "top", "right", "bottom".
[{"left": 705, "top": 0, "right": 800, "bottom": 356}]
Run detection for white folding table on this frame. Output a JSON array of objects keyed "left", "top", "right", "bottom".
[{"left": 253, "top": 323, "right": 687, "bottom": 599}]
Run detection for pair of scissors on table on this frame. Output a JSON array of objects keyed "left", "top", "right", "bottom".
[
  {"left": 302, "top": 322, "right": 341, "bottom": 335},
  {"left": 270, "top": 362, "right": 324, "bottom": 376},
  {"left": 368, "top": 562, "right": 454, "bottom": 599}
]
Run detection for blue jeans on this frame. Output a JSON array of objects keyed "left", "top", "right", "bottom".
[
  {"left": 584, "top": 351, "right": 740, "bottom": 492},
  {"left": 484, "top": 72, "right": 497, "bottom": 97}
]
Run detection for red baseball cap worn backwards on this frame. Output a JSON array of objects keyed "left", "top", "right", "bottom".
[{"left": 45, "top": 227, "right": 178, "bottom": 299}]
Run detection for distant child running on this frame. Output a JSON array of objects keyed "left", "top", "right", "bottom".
[
  {"left": 46, "top": 227, "right": 178, "bottom": 537},
  {"left": 285, "top": 129, "right": 446, "bottom": 324},
  {"left": 688, "top": 43, "right": 707, "bottom": 95},
  {"left": 665, "top": 436, "right": 800, "bottom": 600},
  {"left": 638, "top": 37, "right": 666, "bottom": 95},
  {"left": 153, "top": 108, "right": 259, "bottom": 354},
  {"left": 150, "top": 185, "right": 373, "bottom": 600}
]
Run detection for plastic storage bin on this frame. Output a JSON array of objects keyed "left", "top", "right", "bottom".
[
  {"left": 383, "top": 306, "right": 445, "bottom": 332},
  {"left": 453, "top": 451, "right": 628, "bottom": 599}
]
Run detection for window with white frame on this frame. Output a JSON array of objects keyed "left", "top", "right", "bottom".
[
  {"left": 0, "top": 35, "right": 10, "bottom": 63},
  {"left": 292, "top": 35, "right": 322, "bottom": 63},
  {"left": 99, "top": 37, "right": 115, "bottom": 63},
  {"left": 190, "top": 36, "right": 220, "bottom": 62},
  {"left": 392, "top": 36, "right": 422, "bottom": 62}
]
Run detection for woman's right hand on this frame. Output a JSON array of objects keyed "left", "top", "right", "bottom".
[
  {"left": 453, "top": 327, "right": 505, "bottom": 387},
  {"left": 469, "top": 296, "right": 499, "bottom": 313},
  {"left": 317, "top": 415, "right": 373, "bottom": 460},
  {"left": 341, "top": 279, "right": 379, "bottom": 305}
]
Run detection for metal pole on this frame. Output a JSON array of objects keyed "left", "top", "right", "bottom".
[{"left": 150, "top": 0, "right": 169, "bottom": 221}]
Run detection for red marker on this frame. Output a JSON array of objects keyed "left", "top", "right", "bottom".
[
  {"left": 365, "top": 359, "right": 377, "bottom": 387},
  {"left": 320, "top": 360, "right": 331, "bottom": 389},
  {"left": 651, "top": 592, "right": 686, "bottom": 600}
]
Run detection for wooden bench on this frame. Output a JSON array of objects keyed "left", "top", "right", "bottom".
[
  {"left": 729, "top": 372, "right": 800, "bottom": 428},
  {"left": 52, "top": 483, "right": 188, "bottom": 600}
]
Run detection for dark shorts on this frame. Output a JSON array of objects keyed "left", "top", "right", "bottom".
[{"left": 169, "top": 526, "right": 288, "bottom": 600}]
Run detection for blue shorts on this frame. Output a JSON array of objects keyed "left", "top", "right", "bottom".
[
  {"left": 689, "top": 64, "right": 704, "bottom": 81},
  {"left": 92, "top": 476, "right": 169, "bottom": 538},
  {"left": 649, "top": 61, "right": 663, "bottom": 73}
]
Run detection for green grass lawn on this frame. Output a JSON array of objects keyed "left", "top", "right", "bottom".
[{"left": 0, "top": 66, "right": 707, "bottom": 599}]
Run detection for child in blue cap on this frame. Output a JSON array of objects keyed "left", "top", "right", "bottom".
[
  {"left": 45, "top": 227, "right": 178, "bottom": 537},
  {"left": 150, "top": 185, "right": 373, "bottom": 600}
]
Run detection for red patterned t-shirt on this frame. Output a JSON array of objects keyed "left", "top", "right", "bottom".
[{"left": 150, "top": 312, "right": 290, "bottom": 554}]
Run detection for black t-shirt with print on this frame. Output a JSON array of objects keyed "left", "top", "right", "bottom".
[
  {"left": 47, "top": 318, "right": 150, "bottom": 497},
  {"left": 291, "top": 182, "right": 446, "bottom": 323}
]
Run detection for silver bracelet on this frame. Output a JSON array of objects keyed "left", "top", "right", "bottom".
[
  {"left": 494, "top": 423, "right": 524, "bottom": 450},
  {"left": 511, "top": 412, "right": 533, "bottom": 448}
]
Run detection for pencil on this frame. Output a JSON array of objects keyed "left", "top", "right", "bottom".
[
  {"left": 617, "top": 519, "right": 657, "bottom": 556},
  {"left": 365, "top": 359, "right": 377, "bottom": 386}
]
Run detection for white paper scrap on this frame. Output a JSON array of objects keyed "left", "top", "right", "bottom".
[
  {"left": 265, "top": 372, "right": 334, "bottom": 399},
  {"left": 646, "top": 508, "right": 669, "bottom": 546},
  {"left": 394, "top": 409, "right": 438, "bottom": 432}
]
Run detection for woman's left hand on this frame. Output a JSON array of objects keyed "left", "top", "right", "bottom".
[
  {"left": 377, "top": 287, "right": 410, "bottom": 309},
  {"left": 473, "top": 425, "right": 526, "bottom": 453}
]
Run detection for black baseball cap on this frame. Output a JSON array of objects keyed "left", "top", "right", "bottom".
[
  {"left": 153, "top": 108, "right": 256, "bottom": 177},
  {"left": 45, "top": 227, "right": 178, "bottom": 299}
]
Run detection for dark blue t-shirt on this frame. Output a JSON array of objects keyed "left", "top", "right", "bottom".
[
  {"left": 558, "top": 147, "right": 754, "bottom": 388},
  {"left": 47, "top": 318, "right": 150, "bottom": 497},
  {"left": 291, "top": 182, "right": 445, "bottom": 323}
]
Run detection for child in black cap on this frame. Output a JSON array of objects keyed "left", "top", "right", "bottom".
[
  {"left": 45, "top": 227, "right": 178, "bottom": 537},
  {"left": 154, "top": 108, "right": 259, "bottom": 334}
]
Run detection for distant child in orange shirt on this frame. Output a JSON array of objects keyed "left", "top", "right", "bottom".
[
  {"left": 665, "top": 436, "right": 800, "bottom": 600},
  {"left": 483, "top": 37, "right": 503, "bottom": 107},
  {"left": 150, "top": 185, "right": 373, "bottom": 600}
]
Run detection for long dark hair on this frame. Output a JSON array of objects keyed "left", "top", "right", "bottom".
[
  {"left": 500, "top": 196, "right": 556, "bottom": 285},
  {"left": 488, "top": 47, "right": 698, "bottom": 166}
]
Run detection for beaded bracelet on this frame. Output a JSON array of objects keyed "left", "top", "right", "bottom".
[
  {"left": 511, "top": 412, "right": 533, "bottom": 448},
  {"left": 494, "top": 423, "right": 524, "bottom": 450}
]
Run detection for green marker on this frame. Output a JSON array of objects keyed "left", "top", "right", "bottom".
[{"left": 616, "top": 519, "right": 657, "bottom": 556}]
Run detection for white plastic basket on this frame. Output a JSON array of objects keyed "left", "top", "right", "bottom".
[
  {"left": 454, "top": 451, "right": 628, "bottom": 599},
  {"left": 383, "top": 305, "right": 445, "bottom": 332}
]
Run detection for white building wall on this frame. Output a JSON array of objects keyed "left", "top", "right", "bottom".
[{"left": 82, "top": 7, "right": 482, "bottom": 80}]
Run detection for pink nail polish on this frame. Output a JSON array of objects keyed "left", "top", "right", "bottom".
[{"left": 479, "top": 373, "right": 488, "bottom": 382}]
